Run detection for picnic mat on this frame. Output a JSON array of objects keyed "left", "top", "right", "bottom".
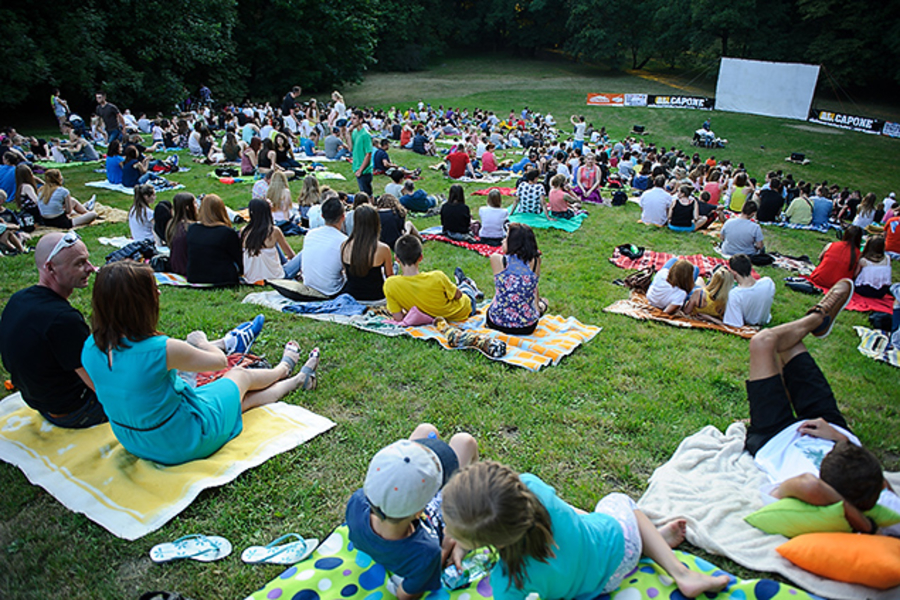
[
  {"left": 207, "top": 172, "right": 255, "bottom": 185},
  {"left": 32, "top": 203, "right": 128, "bottom": 237},
  {"left": 604, "top": 291, "right": 758, "bottom": 339},
  {"left": 805, "top": 279, "right": 893, "bottom": 313},
  {"left": 35, "top": 159, "right": 102, "bottom": 169},
  {"left": 245, "top": 523, "right": 824, "bottom": 600},
  {"left": 853, "top": 326, "right": 900, "bottom": 368},
  {"left": 472, "top": 186, "right": 516, "bottom": 196},
  {"left": 420, "top": 226, "right": 502, "bottom": 257},
  {"left": 609, "top": 247, "right": 759, "bottom": 279},
  {"left": 637, "top": 423, "right": 900, "bottom": 600},
  {"left": 760, "top": 221, "right": 843, "bottom": 233},
  {"left": 0, "top": 392, "right": 334, "bottom": 540},
  {"left": 85, "top": 180, "right": 184, "bottom": 194},
  {"left": 243, "top": 291, "right": 600, "bottom": 371},
  {"left": 154, "top": 272, "right": 215, "bottom": 288},
  {"left": 509, "top": 211, "right": 587, "bottom": 232}
]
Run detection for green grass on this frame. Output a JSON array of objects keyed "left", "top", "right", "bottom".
[{"left": 1, "top": 54, "right": 899, "bottom": 599}]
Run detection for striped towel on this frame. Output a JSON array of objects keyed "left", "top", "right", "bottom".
[
  {"left": 610, "top": 247, "right": 758, "bottom": 279},
  {"left": 604, "top": 291, "right": 758, "bottom": 339},
  {"left": 853, "top": 326, "right": 900, "bottom": 368}
]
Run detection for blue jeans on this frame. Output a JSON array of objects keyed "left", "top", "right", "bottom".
[
  {"left": 662, "top": 257, "right": 699, "bottom": 281},
  {"left": 40, "top": 390, "right": 108, "bottom": 429},
  {"left": 108, "top": 129, "right": 123, "bottom": 143},
  {"left": 332, "top": 148, "right": 351, "bottom": 160},
  {"left": 356, "top": 173, "right": 373, "bottom": 195}
]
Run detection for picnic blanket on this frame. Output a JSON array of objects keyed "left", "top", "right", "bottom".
[
  {"left": 245, "top": 523, "right": 824, "bottom": 600},
  {"left": 32, "top": 203, "right": 128, "bottom": 237},
  {"left": 0, "top": 392, "right": 334, "bottom": 540},
  {"left": 609, "top": 247, "right": 759, "bottom": 279},
  {"left": 804, "top": 279, "right": 894, "bottom": 313},
  {"left": 34, "top": 159, "right": 102, "bottom": 169},
  {"left": 472, "top": 186, "right": 516, "bottom": 196},
  {"left": 243, "top": 291, "right": 600, "bottom": 371},
  {"left": 712, "top": 244, "right": 815, "bottom": 275},
  {"left": 455, "top": 174, "right": 515, "bottom": 184},
  {"left": 85, "top": 180, "right": 184, "bottom": 194},
  {"left": 420, "top": 226, "right": 502, "bottom": 257},
  {"left": 314, "top": 171, "right": 347, "bottom": 181},
  {"left": 760, "top": 221, "right": 843, "bottom": 233},
  {"left": 296, "top": 154, "right": 344, "bottom": 162},
  {"left": 509, "top": 211, "right": 587, "bottom": 232},
  {"left": 853, "top": 326, "right": 900, "bottom": 368},
  {"left": 207, "top": 171, "right": 256, "bottom": 185},
  {"left": 604, "top": 291, "right": 758, "bottom": 339},
  {"left": 637, "top": 423, "right": 900, "bottom": 600},
  {"left": 154, "top": 272, "right": 215, "bottom": 288}
]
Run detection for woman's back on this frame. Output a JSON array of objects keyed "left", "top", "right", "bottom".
[
  {"left": 378, "top": 209, "right": 405, "bottom": 249},
  {"left": 487, "top": 255, "right": 540, "bottom": 333},
  {"left": 186, "top": 223, "right": 242, "bottom": 284},
  {"left": 669, "top": 198, "right": 695, "bottom": 228},
  {"left": 809, "top": 241, "right": 858, "bottom": 289},
  {"left": 441, "top": 202, "right": 471, "bottom": 234}
]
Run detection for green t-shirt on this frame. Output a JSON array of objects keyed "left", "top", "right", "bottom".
[{"left": 352, "top": 127, "right": 373, "bottom": 175}]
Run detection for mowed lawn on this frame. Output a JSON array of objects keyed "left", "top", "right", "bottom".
[{"left": 1, "top": 55, "right": 898, "bottom": 600}]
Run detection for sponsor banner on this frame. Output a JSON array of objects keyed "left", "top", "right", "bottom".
[
  {"left": 647, "top": 95, "right": 714, "bottom": 110},
  {"left": 808, "top": 109, "right": 883, "bottom": 135},
  {"left": 586, "top": 93, "right": 625, "bottom": 106},
  {"left": 625, "top": 94, "right": 647, "bottom": 107},
  {"left": 881, "top": 121, "right": 900, "bottom": 138}
]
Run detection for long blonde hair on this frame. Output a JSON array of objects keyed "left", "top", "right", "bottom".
[
  {"left": 297, "top": 175, "right": 321, "bottom": 207},
  {"left": 705, "top": 268, "right": 734, "bottom": 304},
  {"left": 266, "top": 171, "right": 292, "bottom": 215},
  {"left": 38, "top": 169, "right": 64, "bottom": 204},
  {"left": 442, "top": 462, "right": 555, "bottom": 591}
]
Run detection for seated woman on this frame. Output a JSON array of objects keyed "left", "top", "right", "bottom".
[
  {"left": 121, "top": 145, "right": 152, "bottom": 188},
  {"left": 854, "top": 235, "right": 891, "bottom": 298},
  {"left": 441, "top": 184, "right": 476, "bottom": 242},
  {"left": 340, "top": 205, "right": 393, "bottom": 302},
  {"left": 486, "top": 223, "right": 547, "bottom": 335},
  {"left": 166, "top": 192, "right": 197, "bottom": 276},
  {"left": 128, "top": 184, "right": 156, "bottom": 242},
  {"left": 685, "top": 267, "right": 733, "bottom": 325},
  {"left": 105, "top": 140, "right": 125, "bottom": 184},
  {"left": 851, "top": 193, "right": 878, "bottom": 230},
  {"left": 241, "top": 138, "right": 261, "bottom": 176},
  {"left": 82, "top": 260, "right": 319, "bottom": 466},
  {"left": 274, "top": 133, "right": 301, "bottom": 171},
  {"left": 186, "top": 194, "right": 243, "bottom": 285},
  {"left": 646, "top": 258, "right": 697, "bottom": 314},
  {"left": 808, "top": 225, "right": 863, "bottom": 290},
  {"left": 478, "top": 189, "right": 508, "bottom": 246},
  {"left": 297, "top": 175, "right": 322, "bottom": 228},
  {"left": 241, "top": 199, "right": 301, "bottom": 283},
  {"left": 727, "top": 172, "right": 755, "bottom": 213},
  {"left": 572, "top": 153, "right": 603, "bottom": 205},
  {"left": 221, "top": 132, "right": 243, "bottom": 163},
  {"left": 377, "top": 194, "right": 419, "bottom": 250},
  {"left": 36, "top": 169, "right": 97, "bottom": 228},
  {"left": 510, "top": 169, "right": 551, "bottom": 218},
  {"left": 547, "top": 173, "right": 582, "bottom": 220},
  {"left": 13, "top": 163, "right": 43, "bottom": 226},
  {"left": 667, "top": 185, "right": 711, "bottom": 232}
]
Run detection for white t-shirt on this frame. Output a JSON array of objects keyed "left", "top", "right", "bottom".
[
  {"left": 574, "top": 122, "right": 586, "bottom": 141},
  {"left": 639, "top": 187, "right": 673, "bottom": 226},
  {"left": 188, "top": 131, "right": 203, "bottom": 156},
  {"left": 478, "top": 206, "right": 509, "bottom": 239},
  {"left": 307, "top": 205, "right": 325, "bottom": 230},
  {"left": 555, "top": 163, "right": 571, "bottom": 181},
  {"left": 128, "top": 207, "right": 155, "bottom": 242},
  {"left": 723, "top": 277, "right": 775, "bottom": 328},
  {"left": 301, "top": 225, "right": 347, "bottom": 296},
  {"left": 646, "top": 268, "right": 688, "bottom": 310},
  {"left": 384, "top": 182, "right": 403, "bottom": 197}
]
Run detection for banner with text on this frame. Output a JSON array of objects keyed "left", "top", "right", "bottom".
[
  {"left": 648, "top": 95, "right": 714, "bottom": 110},
  {"left": 586, "top": 93, "right": 625, "bottom": 107},
  {"left": 808, "top": 109, "right": 884, "bottom": 135},
  {"left": 883, "top": 121, "right": 900, "bottom": 138}
]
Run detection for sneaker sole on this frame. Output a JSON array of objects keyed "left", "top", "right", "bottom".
[{"left": 812, "top": 283, "right": 854, "bottom": 339}]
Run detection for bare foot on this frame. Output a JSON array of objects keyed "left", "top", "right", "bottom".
[
  {"left": 658, "top": 519, "right": 686, "bottom": 548},
  {"left": 673, "top": 570, "right": 730, "bottom": 599}
]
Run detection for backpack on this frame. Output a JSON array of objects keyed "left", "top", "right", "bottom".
[
  {"left": 623, "top": 267, "right": 655, "bottom": 294},
  {"left": 611, "top": 191, "right": 628, "bottom": 206},
  {"left": 105, "top": 239, "right": 157, "bottom": 264},
  {"left": 616, "top": 244, "right": 645, "bottom": 260}
]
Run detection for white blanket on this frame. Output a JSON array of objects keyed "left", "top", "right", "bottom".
[
  {"left": 85, "top": 180, "right": 185, "bottom": 195},
  {"left": 637, "top": 423, "right": 900, "bottom": 600}
]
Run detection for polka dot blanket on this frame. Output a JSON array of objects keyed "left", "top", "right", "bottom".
[{"left": 244, "top": 525, "right": 824, "bottom": 600}]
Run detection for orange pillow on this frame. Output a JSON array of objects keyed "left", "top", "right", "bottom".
[{"left": 777, "top": 533, "right": 900, "bottom": 590}]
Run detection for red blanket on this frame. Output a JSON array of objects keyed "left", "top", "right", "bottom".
[
  {"left": 421, "top": 233, "right": 503, "bottom": 257},
  {"left": 472, "top": 187, "right": 516, "bottom": 196},
  {"left": 610, "top": 248, "right": 759, "bottom": 279},
  {"left": 806, "top": 280, "right": 893, "bottom": 313}
]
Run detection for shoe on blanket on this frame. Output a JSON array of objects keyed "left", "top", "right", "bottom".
[
  {"left": 84, "top": 194, "right": 96, "bottom": 211},
  {"left": 455, "top": 267, "right": 484, "bottom": 301},
  {"left": 225, "top": 314, "right": 265, "bottom": 355},
  {"left": 807, "top": 278, "right": 853, "bottom": 339}
]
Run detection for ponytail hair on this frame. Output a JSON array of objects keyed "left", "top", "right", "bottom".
[{"left": 442, "top": 461, "right": 554, "bottom": 591}]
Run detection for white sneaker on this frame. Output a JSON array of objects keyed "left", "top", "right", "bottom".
[{"left": 84, "top": 195, "right": 96, "bottom": 211}]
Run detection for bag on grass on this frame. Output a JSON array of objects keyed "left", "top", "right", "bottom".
[
  {"left": 105, "top": 239, "right": 157, "bottom": 264},
  {"left": 623, "top": 267, "right": 655, "bottom": 294},
  {"left": 617, "top": 244, "right": 645, "bottom": 260},
  {"left": 611, "top": 191, "right": 628, "bottom": 206},
  {"left": 750, "top": 252, "right": 775, "bottom": 266}
]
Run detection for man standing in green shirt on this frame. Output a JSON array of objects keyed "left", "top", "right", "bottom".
[{"left": 349, "top": 109, "right": 373, "bottom": 195}]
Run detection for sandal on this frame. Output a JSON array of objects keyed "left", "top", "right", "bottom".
[
  {"left": 299, "top": 348, "right": 319, "bottom": 391},
  {"left": 149, "top": 534, "right": 232, "bottom": 563},
  {"left": 241, "top": 533, "right": 319, "bottom": 565},
  {"left": 279, "top": 341, "right": 301, "bottom": 374}
]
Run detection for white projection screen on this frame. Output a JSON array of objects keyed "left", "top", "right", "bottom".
[{"left": 715, "top": 58, "right": 820, "bottom": 120}]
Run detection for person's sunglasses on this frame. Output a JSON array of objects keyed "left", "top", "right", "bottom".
[{"left": 46, "top": 230, "right": 81, "bottom": 263}]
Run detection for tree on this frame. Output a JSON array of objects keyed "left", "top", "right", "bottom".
[{"left": 567, "top": 0, "right": 658, "bottom": 69}]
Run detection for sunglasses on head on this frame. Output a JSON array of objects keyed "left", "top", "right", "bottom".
[{"left": 46, "top": 230, "right": 80, "bottom": 264}]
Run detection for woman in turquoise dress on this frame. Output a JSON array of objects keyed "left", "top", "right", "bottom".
[{"left": 82, "top": 260, "right": 319, "bottom": 466}]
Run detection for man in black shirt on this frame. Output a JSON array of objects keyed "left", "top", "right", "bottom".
[
  {"left": 0, "top": 232, "right": 106, "bottom": 428},
  {"left": 282, "top": 86, "right": 302, "bottom": 119},
  {"left": 757, "top": 178, "right": 786, "bottom": 223},
  {"left": 95, "top": 91, "right": 125, "bottom": 143}
]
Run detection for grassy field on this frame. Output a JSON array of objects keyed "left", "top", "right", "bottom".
[{"left": 1, "top": 54, "right": 899, "bottom": 600}]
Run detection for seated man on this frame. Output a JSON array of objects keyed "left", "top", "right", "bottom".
[
  {"left": 720, "top": 201, "right": 764, "bottom": 257},
  {"left": 384, "top": 235, "right": 482, "bottom": 321},
  {"left": 810, "top": 186, "right": 834, "bottom": 227},
  {"left": 723, "top": 254, "right": 775, "bottom": 329},
  {"left": 639, "top": 175, "right": 673, "bottom": 226},
  {"left": 745, "top": 279, "right": 898, "bottom": 534},
  {"left": 755, "top": 178, "right": 785, "bottom": 223},
  {"left": 445, "top": 144, "right": 477, "bottom": 179},
  {"left": 373, "top": 139, "right": 418, "bottom": 178},
  {"left": 301, "top": 197, "right": 347, "bottom": 297},
  {"left": 0, "top": 232, "right": 107, "bottom": 428},
  {"left": 398, "top": 180, "right": 437, "bottom": 213},
  {"left": 324, "top": 128, "right": 351, "bottom": 160}
]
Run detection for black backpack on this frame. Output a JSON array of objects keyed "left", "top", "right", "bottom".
[
  {"left": 105, "top": 239, "right": 157, "bottom": 264},
  {"left": 611, "top": 190, "right": 628, "bottom": 206}
]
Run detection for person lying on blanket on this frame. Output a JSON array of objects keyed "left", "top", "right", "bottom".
[
  {"left": 646, "top": 258, "right": 697, "bottom": 315},
  {"left": 441, "top": 461, "right": 730, "bottom": 600},
  {"left": 346, "top": 424, "right": 479, "bottom": 600},
  {"left": 383, "top": 235, "right": 484, "bottom": 322},
  {"left": 723, "top": 254, "right": 775, "bottom": 329},
  {"left": 744, "top": 278, "right": 899, "bottom": 534},
  {"left": 81, "top": 260, "right": 320, "bottom": 466}
]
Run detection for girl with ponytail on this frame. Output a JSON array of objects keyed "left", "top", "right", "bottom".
[{"left": 441, "top": 462, "right": 729, "bottom": 600}]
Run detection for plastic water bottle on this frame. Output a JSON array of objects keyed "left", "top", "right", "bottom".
[{"left": 442, "top": 549, "right": 494, "bottom": 590}]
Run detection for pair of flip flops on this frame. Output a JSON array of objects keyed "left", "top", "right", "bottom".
[{"left": 149, "top": 533, "right": 318, "bottom": 565}]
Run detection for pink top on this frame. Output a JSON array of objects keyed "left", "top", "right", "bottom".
[
  {"left": 703, "top": 181, "right": 722, "bottom": 205},
  {"left": 578, "top": 166, "right": 598, "bottom": 189},
  {"left": 548, "top": 189, "right": 569, "bottom": 212},
  {"left": 482, "top": 152, "right": 497, "bottom": 173}
]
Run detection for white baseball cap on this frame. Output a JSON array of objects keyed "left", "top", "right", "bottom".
[
  {"left": 890, "top": 192, "right": 896, "bottom": 198},
  {"left": 364, "top": 440, "right": 442, "bottom": 519}
]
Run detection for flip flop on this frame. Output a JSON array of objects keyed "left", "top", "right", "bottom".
[
  {"left": 149, "top": 534, "right": 232, "bottom": 563},
  {"left": 241, "top": 534, "right": 319, "bottom": 565},
  {"left": 299, "top": 348, "right": 319, "bottom": 391}
]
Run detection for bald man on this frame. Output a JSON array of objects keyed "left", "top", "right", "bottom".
[{"left": 0, "top": 232, "right": 106, "bottom": 427}]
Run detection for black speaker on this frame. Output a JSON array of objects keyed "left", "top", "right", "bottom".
[
  {"left": 790, "top": 152, "right": 805, "bottom": 162},
  {"left": 633, "top": 125, "right": 645, "bottom": 133}
]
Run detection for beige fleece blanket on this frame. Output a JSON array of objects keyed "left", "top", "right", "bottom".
[{"left": 637, "top": 423, "right": 900, "bottom": 600}]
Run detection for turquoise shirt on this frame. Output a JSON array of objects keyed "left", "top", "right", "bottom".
[
  {"left": 490, "top": 474, "right": 625, "bottom": 600},
  {"left": 352, "top": 127, "right": 373, "bottom": 175},
  {"left": 82, "top": 335, "right": 242, "bottom": 465}
]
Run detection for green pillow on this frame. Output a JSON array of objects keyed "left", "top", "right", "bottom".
[{"left": 746, "top": 498, "right": 900, "bottom": 537}]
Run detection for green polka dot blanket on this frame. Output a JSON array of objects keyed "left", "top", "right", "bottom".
[{"left": 245, "top": 525, "right": 824, "bottom": 600}]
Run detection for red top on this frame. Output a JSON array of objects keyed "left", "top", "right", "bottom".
[
  {"left": 400, "top": 129, "right": 412, "bottom": 147},
  {"left": 885, "top": 216, "right": 900, "bottom": 254},
  {"left": 447, "top": 151, "right": 470, "bottom": 179},
  {"left": 808, "top": 241, "right": 860, "bottom": 289}
]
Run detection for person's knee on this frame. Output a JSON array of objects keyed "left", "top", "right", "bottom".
[
  {"left": 749, "top": 329, "right": 777, "bottom": 356},
  {"left": 449, "top": 432, "right": 478, "bottom": 467},
  {"left": 410, "top": 422, "right": 438, "bottom": 439}
]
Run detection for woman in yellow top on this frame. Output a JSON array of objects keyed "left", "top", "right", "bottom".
[
  {"left": 685, "top": 268, "right": 733, "bottom": 325},
  {"left": 728, "top": 172, "right": 755, "bottom": 212}
]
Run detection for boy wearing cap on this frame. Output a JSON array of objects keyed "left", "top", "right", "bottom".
[{"left": 346, "top": 423, "right": 478, "bottom": 600}]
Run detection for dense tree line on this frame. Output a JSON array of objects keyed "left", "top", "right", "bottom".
[{"left": 1, "top": 0, "right": 897, "bottom": 112}]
